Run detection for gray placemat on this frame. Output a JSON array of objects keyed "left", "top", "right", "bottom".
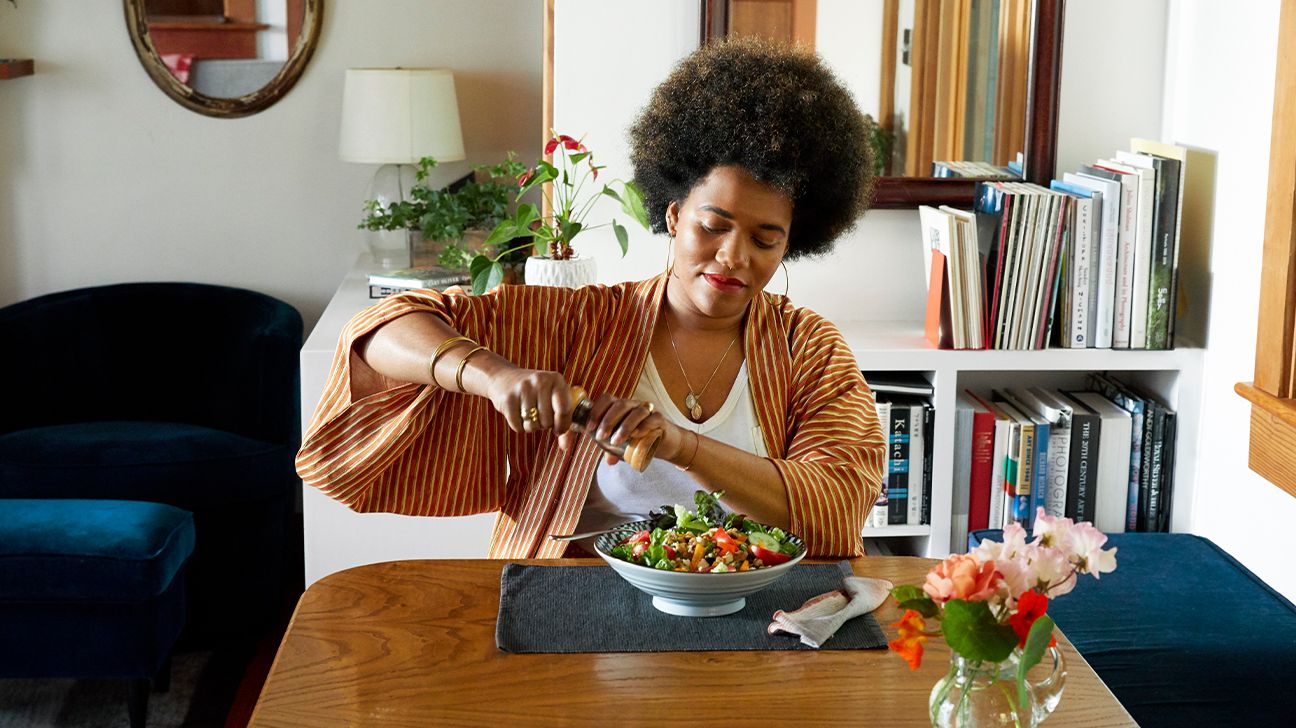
[{"left": 496, "top": 560, "right": 889, "bottom": 653}]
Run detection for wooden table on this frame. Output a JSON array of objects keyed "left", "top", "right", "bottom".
[{"left": 250, "top": 558, "right": 1135, "bottom": 726}]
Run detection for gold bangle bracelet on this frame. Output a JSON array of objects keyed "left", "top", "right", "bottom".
[
  {"left": 428, "top": 335, "right": 475, "bottom": 388},
  {"left": 455, "top": 346, "right": 489, "bottom": 394},
  {"left": 676, "top": 430, "right": 701, "bottom": 472}
]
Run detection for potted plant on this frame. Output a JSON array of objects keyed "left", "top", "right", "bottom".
[
  {"left": 469, "top": 132, "right": 651, "bottom": 294},
  {"left": 359, "top": 155, "right": 528, "bottom": 271}
]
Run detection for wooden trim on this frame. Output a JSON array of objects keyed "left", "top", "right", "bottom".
[
  {"left": 1241, "top": 0, "right": 1296, "bottom": 496},
  {"left": 1237, "top": 383, "right": 1296, "bottom": 499},
  {"left": 543, "top": 0, "right": 555, "bottom": 221},
  {"left": 1254, "top": 0, "right": 1296, "bottom": 399},
  {"left": 879, "top": 0, "right": 898, "bottom": 130},
  {"left": 287, "top": 0, "right": 304, "bottom": 54},
  {"left": 222, "top": 0, "right": 256, "bottom": 24},
  {"left": 123, "top": 0, "right": 323, "bottom": 118},
  {"left": 145, "top": 20, "right": 268, "bottom": 31},
  {"left": 700, "top": 0, "right": 728, "bottom": 46},
  {"left": 0, "top": 59, "right": 34, "bottom": 80}
]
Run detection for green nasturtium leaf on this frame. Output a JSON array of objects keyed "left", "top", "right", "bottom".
[{"left": 940, "top": 600, "right": 1018, "bottom": 663}]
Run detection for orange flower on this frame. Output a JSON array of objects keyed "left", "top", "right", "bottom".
[
  {"left": 889, "top": 609, "right": 929, "bottom": 670},
  {"left": 923, "top": 554, "right": 1001, "bottom": 604}
]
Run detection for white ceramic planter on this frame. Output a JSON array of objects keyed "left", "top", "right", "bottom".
[{"left": 524, "top": 254, "right": 597, "bottom": 289}]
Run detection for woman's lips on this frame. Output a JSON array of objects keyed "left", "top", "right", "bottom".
[{"left": 702, "top": 273, "right": 747, "bottom": 292}]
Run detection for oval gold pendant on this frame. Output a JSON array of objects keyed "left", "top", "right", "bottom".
[{"left": 684, "top": 392, "right": 702, "bottom": 421}]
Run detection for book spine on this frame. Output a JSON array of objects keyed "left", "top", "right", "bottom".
[
  {"left": 907, "top": 404, "right": 924, "bottom": 526},
  {"left": 987, "top": 420, "right": 1008, "bottom": 530},
  {"left": 870, "top": 403, "right": 891, "bottom": 528},
  {"left": 1046, "top": 425, "right": 1070, "bottom": 518},
  {"left": 968, "top": 412, "right": 995, "bottom": 531},
  {"left": 1136, "top": 401, "right": 1157, "bottom": 531},
  {"left": 1069, "top": 197, "right": 1092, "bottom": 347},
  {"left": 1145, "top": 158, "right": 1181, "bottom": 349},
  {"left": 1037, "top": 198, "right": 1069, "bottom": 349},
  {"left": 1065, "top": 413, "right": 1099, "bottom": 522},
  {"left": 1157, "top": 412, "right": 1177, "bottom": 532},
  {"left": 887, "top": 412, "right": 911, "bottom": 525},
  {"left": 1031, "top": 422, "right": 1050, "bottom": 524},
  {"left": 1113, "top": 179, "right": 1137, "bottom": 348},
  {"left": 1146, "top": 404, "right": 1167, "bottom": 531},
  {"left": 952, "top": 407, "right": 974, "bottom": 551},
  {"left": 922, "top": 404, "right": 934, "bottom": 525},
  {"left": 1129, "top": 169, "right": 1156, "bottom": 349},
  {"left": 1015, "top": 424, "right": 1035, "bottom": 527},
  {"left": 1093, "top": 190, "right": 1116, "bottom": 348}
]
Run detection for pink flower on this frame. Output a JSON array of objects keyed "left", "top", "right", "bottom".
[
  {"left": 974, "top": 522, "right": 1029, "bottom": 563},
  {"left": 922, "top": 554, "right": 1001, "bottom": 604},
  {"left": 1068, "top": 521, "right": 1118, "bottom": 578},
  {"left": 992, "top": 555, "right": 1033, "bottom": 602},
  {"left": 1032, "top": 508, "right": 1073, "bottom": 551},
  {"left": 1028, "top": 545, "right": 1077, "bottom": 597}
]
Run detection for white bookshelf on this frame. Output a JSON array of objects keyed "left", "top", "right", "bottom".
[{"left": 841, "top": 320, "right": 1205, "bottom": 558}]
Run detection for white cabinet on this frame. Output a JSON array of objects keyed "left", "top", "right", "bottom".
[{"left": 300, "top": 255, "right": 494, "bottom": 587}]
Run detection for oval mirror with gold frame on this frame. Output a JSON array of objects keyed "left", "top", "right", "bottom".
[{"left": 124, "top": 0, "right": 323, "bottom": 118}]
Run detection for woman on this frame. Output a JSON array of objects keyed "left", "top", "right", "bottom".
[{"left": 297, "top": 38, "right": 886, "bottom": 559}]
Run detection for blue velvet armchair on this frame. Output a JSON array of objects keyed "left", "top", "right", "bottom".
[{"left": 0, "top": 282, "right": 303, "bottom": 643}]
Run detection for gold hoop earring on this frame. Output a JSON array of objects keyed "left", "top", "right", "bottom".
[
  {"left": 780, "top": 260, "right": 789, "bottom": 297},
  {"left": 665, "top": 234, "right": 675, "bottom": 276}
]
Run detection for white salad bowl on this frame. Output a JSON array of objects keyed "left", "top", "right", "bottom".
[{"left": 594, "top": 520, "right": 808, "bottom": 617}]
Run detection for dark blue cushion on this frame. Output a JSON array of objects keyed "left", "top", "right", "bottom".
[
  {"left": 968, "top": 530, "right": 1296, "bottom": 726},
  {"left": 0, "top": 421, "right": 295, "bottom": 508},
  {"left": 0, "top": 499, "right": 194, "bottom": 602}
]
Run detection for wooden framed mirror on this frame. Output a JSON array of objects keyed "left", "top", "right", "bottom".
[
  {"left": 123, "top": 0, "right": 323, "bottom": 118},
  {"left": 701, "top": 0, "right": 1063, "bottom": 209}
]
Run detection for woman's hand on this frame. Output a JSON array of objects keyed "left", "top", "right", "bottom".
[
  {"left": 483, "top": 367, "right": 575, "bottom": 440},
  {"left": 581, "top": 393, "right": 687, "bottom": 466}
]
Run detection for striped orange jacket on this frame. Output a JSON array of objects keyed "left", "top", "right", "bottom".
[{"left": 297, "top": 273, "right": 885, "bottom": 559}]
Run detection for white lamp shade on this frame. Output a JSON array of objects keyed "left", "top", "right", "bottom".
[{"left": 339, "top": 68, "right": 466, "bottom": 164}]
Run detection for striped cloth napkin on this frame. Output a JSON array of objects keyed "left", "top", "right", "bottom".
[{"left": 768, "top": 574, "right": 894, "bottom": 648}]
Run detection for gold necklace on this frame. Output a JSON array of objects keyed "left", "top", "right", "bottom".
[{"left": 663, "top": 314, "right": 740, "bottom": 422}]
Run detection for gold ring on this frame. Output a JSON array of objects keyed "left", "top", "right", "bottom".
[
  {"left": 522, "top": 406, "right": 540, "bottom": 424},
  {"left": 642, "top": 401, "right": 655, "bottom": 415}
]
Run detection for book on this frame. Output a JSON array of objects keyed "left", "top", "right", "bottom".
[
  {"left": 1061, "top": 391, "right": 1132, "bottom": 533},
  {"left": 994, "top": 398, "right": 1035, "bottom": 527},
  {"left": 1125, "top": 145, "right": 1185, "bottom": 349},
  {"left": 863, "top": 371, "right": 935, "bottom": 397},
  {"left": 886, "top": 400, "right": 911, "bottom": 525},
  {"left": 941, "top": 205, "right": 986, "bottom": 349},
  {"left": 952, "top": 397, "right": 975, "bottom": 551},
  {"left": 1087, "top": 373, "right": 1146, "bottom": 531},
  {"left": 975, "top": 183, "right": 1013, "bottom": 348},
  {"left": 368, "top": 265, "right": 472, "bottom": 290},
  {"left": 1019, "top": 387, "right": 1074, "bottom": 519},
  {"left": 920, "top": 205, "right": 958, "bottom": 348},
  {"left": 908, "top": 401, "right": 925, "bottom": 526},
  {"left": 1057, "top": 390, "right": 1100, "bottom": 523},
  {"left": 997, "top": 389, "right": 1052, "bottom": 526},
  {"left": 1079, "top": 165, "right": 1138, "bottom": 348},
  {"left": 870, "top": 401, "right": 892, "bottom": 528},
  {"left": 1130, "top": 139, "right": 1190, "bottom": 347},
  {"left": 1049, "top": 182, "right": 1098, "bottom": 348},
  {"left": 1063, "top": 172, "right": 1119, "bottom": 348},
  {"left": 1156, "top": 410, "right": 1177, "bottom": 532},
  {"left": 967, "top": 391, "right": 1013, "bottom": 530},
  {"left": 958, "top": 391, "right": 998, "bottom": 535},
  {"left": 1095, "top": 159, "right": 1156, "bottom": 349}
]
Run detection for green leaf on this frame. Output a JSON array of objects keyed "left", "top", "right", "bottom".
[
  {"left": 559, "top": 219, "right": 583, "bottom": 245},
  {"left": 515, "top": 203, "right": 540, "bottom": 229},
  {"left": 469, "top": 257, "right": 504, "bottom": 295},
  {"left": 1017, "top": 614, "right": 1055, "bottom": 709},
  {"left": 601, "top": 185, "right": 624, "bottom": 205},
  {"left": 483, "top": 220, "right": 519, "bottom": 248},
  {"left": 613, "top": 220, "right": 629, "bottom": 257},
  {"left": 620, "top": 181, "right": 650, "bottom": 228},
  {"left": 890, "top": 585, "right": 940, "bottom": 619},
  {"left": 519, "top": 164, "right": 557, "bottom": 196},
  {"left": 940, "top": 600, "right": 1018, "bottom": 663},
  {"left": 568, "top": 151, "right": 590, "bottom": 164}
]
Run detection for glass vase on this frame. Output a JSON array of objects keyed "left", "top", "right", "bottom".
[{"left": 929, "top": 646, "right": 1066, "bottom": 727}]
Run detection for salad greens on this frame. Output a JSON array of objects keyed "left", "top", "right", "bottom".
[{"left": 610, "top": 490, "right": 801, "bottom": 572}]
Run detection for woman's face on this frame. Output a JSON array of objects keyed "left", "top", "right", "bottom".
[{"left": 665, "top": 165, "right": 793, "bottom": 321}]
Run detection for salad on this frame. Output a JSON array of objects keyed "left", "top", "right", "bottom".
[{"left": 606, "top": 491, "right": 802, "bottom": 572}]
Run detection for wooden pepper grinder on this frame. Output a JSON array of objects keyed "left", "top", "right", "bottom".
[{"left": 568, "top": 385, "right": 663, "bottom": 472}]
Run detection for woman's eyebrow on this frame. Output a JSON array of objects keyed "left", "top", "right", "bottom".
[{"left": 698, "top": 205, "right": 787, "bottom": 235}]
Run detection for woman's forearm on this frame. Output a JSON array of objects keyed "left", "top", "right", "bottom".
[
  {"left": 357, "top": 313, "right": 515, "bottom": 396},
  {"left": 662, "top": 432, "right": 790, "bottom": 529}
]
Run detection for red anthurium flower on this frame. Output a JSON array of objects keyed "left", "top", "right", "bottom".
[
  {"left": 544, "top": 138, "right": 560, "bottom": 155},
  {"left": 517, "top": 169, "right": 535, "bottom": 187},
  {"left": 1009, "top": 589, "right": 1058, "bottom": 648},
  {"left": 590, "top": 163, "right": 599, "bottom": 180},
  {"left": 556, "top": 134, "right": 585, "bottom": 152},
  {"left": 888, "top": 609, "right": 929, "bottom": 671}
]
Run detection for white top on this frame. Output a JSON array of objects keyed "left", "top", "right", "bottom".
[{"left": 573, "top": 354, "right": 766, "bottom": 549}]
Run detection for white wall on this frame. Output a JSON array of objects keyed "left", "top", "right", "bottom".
[
  {"left": 1161, "top": 0, "right": 1296, "bottom": 599},
  {"left": 0, "top": 0, "right": 542, "bottom": 329},
  {"left": 816, "top": 0, "right": 883, "bottom": 119}
]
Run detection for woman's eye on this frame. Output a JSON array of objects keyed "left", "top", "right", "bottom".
[{"left": 700, "top": 223, "right": 723, "bottom": 234}]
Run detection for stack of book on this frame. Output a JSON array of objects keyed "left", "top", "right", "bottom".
[
  {"left": 921, "top": 138, "right": 1188, "bottom": 350},
  {"left": 367, "top": 265, "right": 471, "bottom": 299},
  {"left": 865, "top": 372, "right": 934, "bottom": 529},
  {"left": 951, "top": 373, "right": 1176, "bottom": 551},
  {"left": 931, "top": 160, "right": 1019, "bottom": 180}
]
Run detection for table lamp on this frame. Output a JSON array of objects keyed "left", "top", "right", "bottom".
[{"left": 340, "top": 68, "right": 466, "bottom": 268}]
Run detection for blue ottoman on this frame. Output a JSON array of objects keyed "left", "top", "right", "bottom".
[
  {"left": 0, "top": 499, "right": 195, "bottom": 728},
  {"left": 968, "top": 530, "right": 1296, "bottom": 726}
]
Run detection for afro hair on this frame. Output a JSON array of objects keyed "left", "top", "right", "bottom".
[{"left": 628, "top": 37, "right": 874, "bottom": 260}]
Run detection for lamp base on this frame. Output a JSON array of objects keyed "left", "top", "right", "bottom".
[{"left": 363, "top": 163, "right": 419, "bottom": 269}]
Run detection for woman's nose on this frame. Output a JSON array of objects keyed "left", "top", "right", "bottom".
[{"left": 715, "top": 234, "right": 749, "bottom": 270}]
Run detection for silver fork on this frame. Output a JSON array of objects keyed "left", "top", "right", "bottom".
[{"left": 548, "top": 527, "right": 638, "bottom": 542}]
